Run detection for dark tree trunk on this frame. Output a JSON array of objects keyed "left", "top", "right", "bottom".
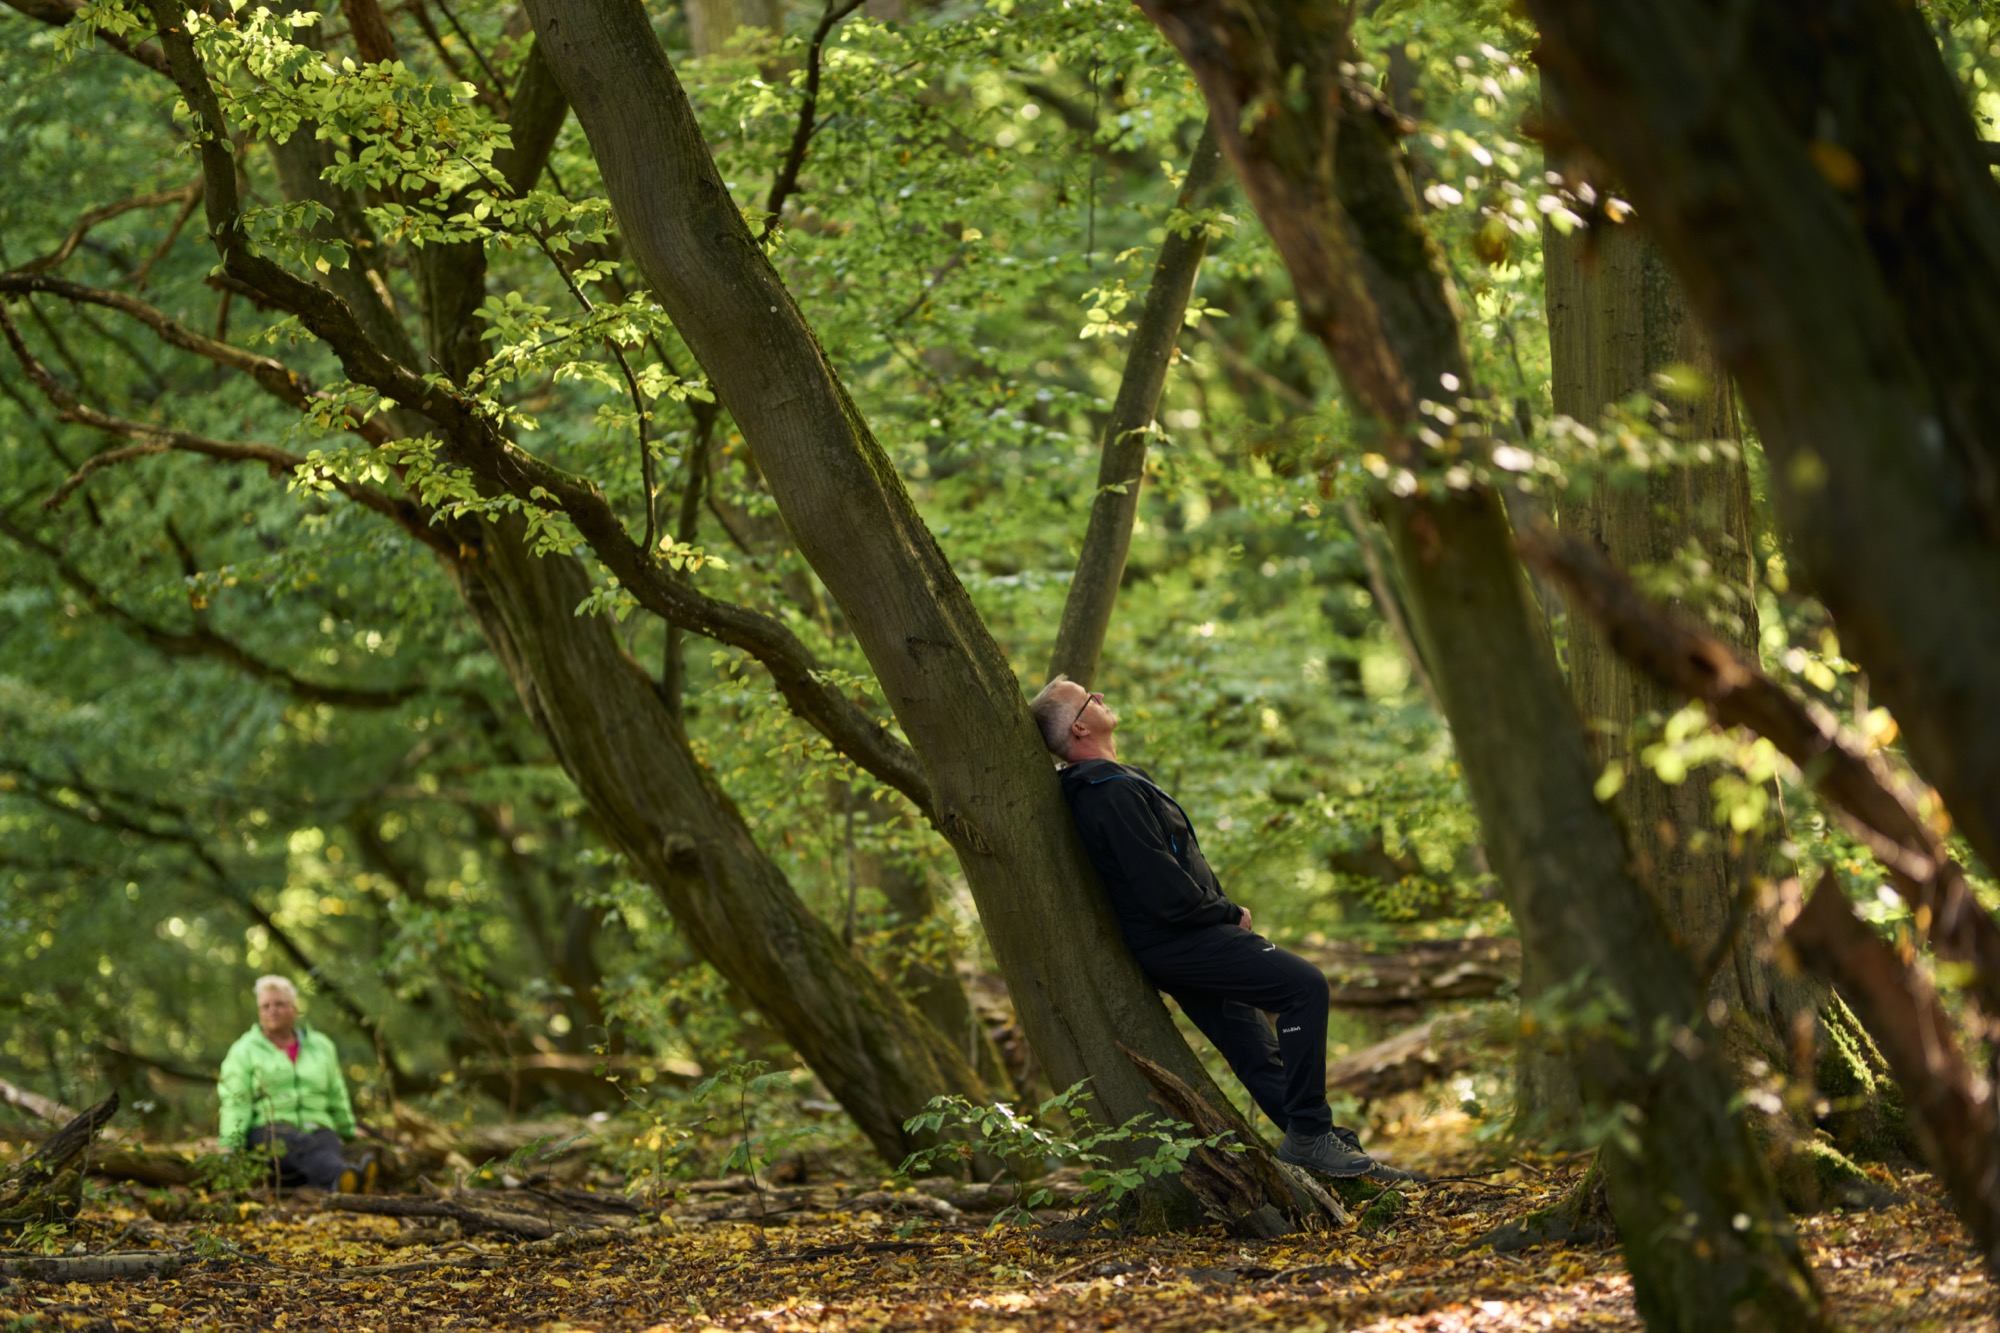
[
  {"left": 1526, "top": 0, "right": 2000, "bottom": 887},
  {"left": 1137, "top": 0, "right": 1828, "bottom": 1325},
  {"left": 446, "top": 520, "right": 991, "bottom": 1162},
  {"left": 523, "top": 0, "right": 1300, "bottom": 1226},
  {"left": 232, "top": 10, "right": 998, "bottom": 1160}
]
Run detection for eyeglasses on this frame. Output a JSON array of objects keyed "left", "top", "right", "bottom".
[{"left": 1068, "top": 691, "right": 1103, "bottom": 733}]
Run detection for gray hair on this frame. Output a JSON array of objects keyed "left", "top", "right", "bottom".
[
  {"left": 253, "top": 975, "right": 298, "bottom": 1003},
  {"left": 1029, "top": 674, "right": 1079, "bottom": 758}
]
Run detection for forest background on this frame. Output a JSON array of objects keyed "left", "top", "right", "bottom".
[{"left": 2, "top": 0, "right": 2000, "bottom": 1324}]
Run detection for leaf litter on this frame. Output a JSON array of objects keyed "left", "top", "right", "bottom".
[{"left": 3, "top": 1136, "right": 1992, "bottom": 1332}]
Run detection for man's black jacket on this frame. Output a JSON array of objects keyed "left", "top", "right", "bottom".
[{"left": 1059, "top": 758, "right": 1239, "bottom": 951}]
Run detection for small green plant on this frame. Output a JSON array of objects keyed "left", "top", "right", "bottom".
[
  {"left": 695, "top": 1061, "right": 825, "bottom": 1198},
  {"left": 468, "top": 1130, "right": 595, "bottom": 1187},
  {"left": 609, "top": 1059, "right": 824, "bottom": 1206},
  {"left": 13, "top": 1220, "right": 67, "bottom": 1256},
  {"left": 896, "top": 1081, "right": 1240, "bottom": 1225},
  {"left": 190, "top": 1143, "right": 281, "bottom": 1197}
]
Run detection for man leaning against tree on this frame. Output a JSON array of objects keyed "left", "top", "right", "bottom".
[{"left": 1031, "top": 675, "right": 1408, "bottom": 1182}]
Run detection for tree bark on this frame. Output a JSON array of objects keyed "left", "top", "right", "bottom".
[
  {"left": 524, "top": 0, "right": 1279, "bottom": 1221},
  {"left": 1786, "top": 872, "right": 2000, "bottom": 1279},
  {"left": 1540, "top": 206, "right": 1820, "bottom": 1135},
  {"left": 210, "top": 4, "right": 997, "bottom": 1161},
  {"left": 685, "top": 0, "right": 780, "bottom": 58},
  {"left": 446, "top": 518, "right": 991, "bottom": 1162},
  {"left": 1136, "top": 0, "right": 1828, "bottom": 1325},
  {"left": 1525, "top": 0, "right": 2000, "bottom": 887},
  {"left": 1049, "top": 119, "right": 1225, "bottom": 686}
]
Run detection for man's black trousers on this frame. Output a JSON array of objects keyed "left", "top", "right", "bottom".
[{"left": 1132, "top": 925, "right": 1332, "bottom": 1137}]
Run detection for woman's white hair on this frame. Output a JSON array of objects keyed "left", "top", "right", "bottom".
[{"left": 253, "top": 975, "right": 298, "bottom": 1003}]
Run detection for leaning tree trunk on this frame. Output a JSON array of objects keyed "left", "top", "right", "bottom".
[
  {"left": 447, "top": 520, "right": 992, "bottom": 1162},
  {"left": 1136, "top": 0, "right": 1828, "bottom": 1326},
  {"left": 522, "top": 0, "right": 1296, "bottom": 1226},
  {"left": 236, "top": 11, "right": 998, "bottom": 1163},
  {"left": 1525, "top": 0, "right": 2000, "bottom": 890}
]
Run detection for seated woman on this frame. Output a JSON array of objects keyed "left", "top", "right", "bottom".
[{"left": 217, "top": 975, "right": 374, "bottom": 1192}]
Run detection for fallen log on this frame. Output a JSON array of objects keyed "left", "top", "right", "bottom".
[
  {"left": 324, "top": 1191, "right": 557, "bottom": 1240},
  {"left": 1327, "top": 1010, "right": 1497, "bottom": 1103},
  {"left": 1302, "top": 938, "right": 1520, "bottom": 1009},
  {"left": 88, "top": 1149, "right": 195, "bottom": 1189},
  {"left": 0, "top": 1250, "right": 181, "bottom": 1282},
  {"left": 1119, "top": 1044, "right": 1347, "bottom": 1237},
  {"left": 0, "top": 1078, "right": 74, "bottom": 1126},
  {"left": 1785, "top": 871, "right": 2000, "bottom": 1281},
  {"left": 0, "top": 1092, "right": 119, "bottom": 1221}
]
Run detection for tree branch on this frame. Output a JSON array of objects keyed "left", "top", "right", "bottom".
[
  {"left": 1518, "top": 518, "right": 2000, "bottom": 1020},
  {"left": 19, "top": 184, "right": 201, "bottom": 274},
  {"left": 1049, "top": 118, "right": 1225, "bottom": 685},
  {"left": 1784, "top": 870, "right": 2000, "bottom": 1278},
  {"left": 0, "top": 0, "right": 170, "bottom": 74},
  {"left": 0, "top": 511, "right": 425, "bottom": 710},
  {"left": 760, "top": 0, "right": 867, "bottom": 243},
  {"left": 0, "top": 271, "right": 384, "bottom": 438},
  {"left": 142, "top": 0, "right": 935, "bottom": 817},
  {"left": 0, "top": 760, "right": 409, "bottom": 1084},
  {"left": 0, "top": 302, "right": 430, "bottom": 547}
]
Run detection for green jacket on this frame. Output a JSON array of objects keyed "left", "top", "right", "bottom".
[{"left": 216, "top": 1022, "right": 356, "bottom": 1148}]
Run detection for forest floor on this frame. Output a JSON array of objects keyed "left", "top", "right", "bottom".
[{"left": 2, "top": 1117, "right": 1992, "bottom": 1332}]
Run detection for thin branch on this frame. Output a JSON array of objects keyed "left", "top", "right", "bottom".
[
  {"left": 760, "top": 0, "right": 868, "bottom": 243},
  {"left": 20, "top": 184, "right": 202, "bottom": 274},
  {"left": 143, "top": 0, "right": 936, "bottom": 817},
  {"left": 1518, "top": 517, "right": 2000, "bottom": 1019},
  {"left": 661, "top": 410, "right": 717, "bottom": 717},
  {"left": 1049, "top": 118, "right": 1225, "bottom": 684},
  {"left": 0, "top": 303, "right": 422, "bottom": 544},
  {"left": 1785, "top": 870, "right": 2000, "bottom": 1277},
  {"left": 1, "top": 759, "right": 407, "bottom": 1082},
  {"left": 0, "top": 272, "right": 388, "bottom": 441},
  {"left": 0, "top": 0, "right": 171, "bottom": 74},
  {"left": 0, "top": 512, "right": 424, "bottom": 710}
]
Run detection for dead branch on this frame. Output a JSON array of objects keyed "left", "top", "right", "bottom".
[
  {"left": 1119, "top": 1045, "right": 1346, "bottom": 1236},
  {"left": 19, "top": 185, "right": 201, "bottom": 274},
  {"left": 0, "top": 1079, "right": 74, "bottom": 1126},
  {"left": 1785, "top": 871, "right": 2000, "bottom": 1278},
  {"left": 1304, "top": 937, "right": 1519, "bottom": 1008},
  {"left": 0, "top": 1092, "right": 118, "bottom": 1219},
  {"left": 323, "top": 1192, "right": 557, "bottom": 1239},
  {"left": 0, "top": 1251, "right": 182, "bottom": 1282},
  {"left": 1326, "top": 1011, "right": 1496, "bottom": 1103},
  {"left": 1519, "top": 519, "right": 2000, "bottom": 1020}
]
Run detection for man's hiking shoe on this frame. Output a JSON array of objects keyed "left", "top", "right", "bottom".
[
  {"left": 1331, "top": 1126, "right": 1421, "bottom": 1184},
  {"left": 1277, "top": 1127, "right": 1377, "bottom": 1179}
]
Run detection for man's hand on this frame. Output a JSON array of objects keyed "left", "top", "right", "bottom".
[{"left": 1238, "top": 907, "right": 1253, "bottom": 931}]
